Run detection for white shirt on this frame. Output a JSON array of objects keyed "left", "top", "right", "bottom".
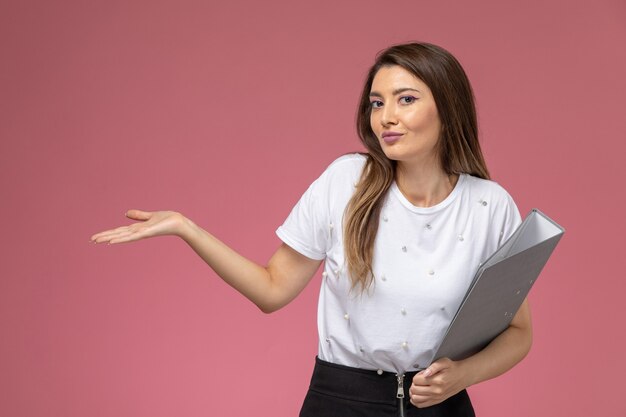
[{"left": 276, "top": 154, "right": 521, "bottom": 373}]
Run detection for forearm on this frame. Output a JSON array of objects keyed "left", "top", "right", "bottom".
[
  {"left": 178, "top": 216, "right": 280, "bottom": 312},
  {"left": 92, "top": 209, "right": 318, "bottom": 312},
  {"left": 409, "top": 300, "right": 532, "bottom": 408},
  {"left": 459, "top": 300, "right": 533, "bottom": 386}
]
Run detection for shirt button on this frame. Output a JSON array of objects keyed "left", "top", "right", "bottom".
[
  {"left": 401, "top": 308, "right": 407, "bottom": 315},
  {"left": 401, "top": 341, "right": 408, "bottom": 349},
  {"left": 428, "top": 269, "right": 435, "bottom": 275},
  {"left": 377, "top": 369, "right": 383, "bottom": 375},
  {"left": 402, "top": 246, "right": 407, "bottom": 252},
  {"left": 344, "top": 314, "right": 350, "bottom": 320}
]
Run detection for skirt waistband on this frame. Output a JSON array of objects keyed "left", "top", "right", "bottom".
[{"left": 309, "top": 357, "right": 418, "bottom": 405}]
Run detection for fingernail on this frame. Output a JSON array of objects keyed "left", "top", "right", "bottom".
[{"left": 423, "top": 369, "right": 432, "bottom": 377}]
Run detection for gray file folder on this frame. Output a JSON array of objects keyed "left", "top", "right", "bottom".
[{"left": 428, "top": 209, "right": 564, "bottom": 365}]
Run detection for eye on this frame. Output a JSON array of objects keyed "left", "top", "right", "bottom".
[
  {"left": 370, "top": 100, "right": 383, "bottom": 109},
  {"left": 400, "top": 96, "right": 416, "bottom": 104}
]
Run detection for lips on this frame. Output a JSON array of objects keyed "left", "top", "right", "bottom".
[{"left": 381, "top": 131, "right": 403, "bottom": 144}]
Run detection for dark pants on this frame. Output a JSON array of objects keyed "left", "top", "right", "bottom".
[{"left": 299, "top": 357, "right": 475, "bottom": 417}]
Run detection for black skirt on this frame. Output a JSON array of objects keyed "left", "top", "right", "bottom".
[{"left": 299, "top": 357, "right": 475, "bottom": 417}]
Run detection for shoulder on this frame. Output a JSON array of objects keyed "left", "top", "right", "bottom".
[
  {"left": 314, "top": 153, "right": 367, "bottom": 188},
  {"left": 461, "top": 174, "right": 522, "bottom": 236},
  {"left": 294, "top": 153, "right": 366, "bottom": 201},
  {"left": 461, "top": 174, "right": 517, "bottom": 207},
  {"left": 323, "top": 153, "right": 367, "bottom": 176}
]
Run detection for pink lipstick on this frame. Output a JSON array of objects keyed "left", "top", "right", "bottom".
[{"left": 382, "top": 131, "right": 403, "bottom": 144}]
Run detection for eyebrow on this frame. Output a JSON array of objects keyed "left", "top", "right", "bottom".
[{"left": 369, "top": 87, "right": 421, "bottom": 97}]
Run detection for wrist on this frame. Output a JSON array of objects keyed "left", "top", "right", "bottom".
[
  {"left": 457, "top": 358, "right": 479, "bottom": 388},
  {"left": 175, "top": 213, "right": 198, "bottom": 241}
]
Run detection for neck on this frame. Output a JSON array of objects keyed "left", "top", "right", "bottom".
[{"left": 395, "top": 159, "right": 458, "bottom": 208}]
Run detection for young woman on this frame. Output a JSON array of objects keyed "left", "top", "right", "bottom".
[{"left": 91, "top": 42, "right": 532, "bottom": 417}]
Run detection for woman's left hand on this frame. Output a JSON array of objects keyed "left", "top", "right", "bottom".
[
  {"left": 409, "top": 357, "right": 471, "bottom": 408},
  {"left": 409, "top": 300, "right": 532, "bottom": 408}
]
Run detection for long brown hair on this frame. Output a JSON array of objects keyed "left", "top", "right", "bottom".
[{"left": 344, "top": 42, "right": 490, "bottom": 292}]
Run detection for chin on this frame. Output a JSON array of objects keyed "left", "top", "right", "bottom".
[{"left": 380, "top": 146, "right": 409, "bottom": 163}]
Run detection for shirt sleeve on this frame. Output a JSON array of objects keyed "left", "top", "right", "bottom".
[
  {"left": 276, "top": 171, "right": 331, "bottom": 261},
  {"left": 497, "top": 190, "right": 523, "bottom": 247}
]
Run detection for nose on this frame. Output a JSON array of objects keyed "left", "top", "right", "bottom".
[{"left": 380, "top": 102, "right": 398, "bottom": 126}]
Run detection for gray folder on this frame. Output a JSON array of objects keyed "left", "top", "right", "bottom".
[{"left": 428, "top": 209, "right": 565, "bottom": 366}]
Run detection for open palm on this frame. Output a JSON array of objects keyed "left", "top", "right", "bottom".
[{"left": 91, "top": 209, "right": 186, "bottom": 244}]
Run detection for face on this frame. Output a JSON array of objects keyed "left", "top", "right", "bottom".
[{"left": 369, "top": 65, "right": 442, "bottom": 167}]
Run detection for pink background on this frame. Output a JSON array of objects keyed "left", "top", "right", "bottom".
[{"left": 1, "top": 0, "right": 625, "bottom": 416}]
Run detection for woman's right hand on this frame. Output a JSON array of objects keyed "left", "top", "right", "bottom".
[{"left": 90, "top": 209, "right": 189, "bottom": 244}]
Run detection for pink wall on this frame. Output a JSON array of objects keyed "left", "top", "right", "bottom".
[{"left": 1, "top": 0, "right": 625, "bottom": 415}]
